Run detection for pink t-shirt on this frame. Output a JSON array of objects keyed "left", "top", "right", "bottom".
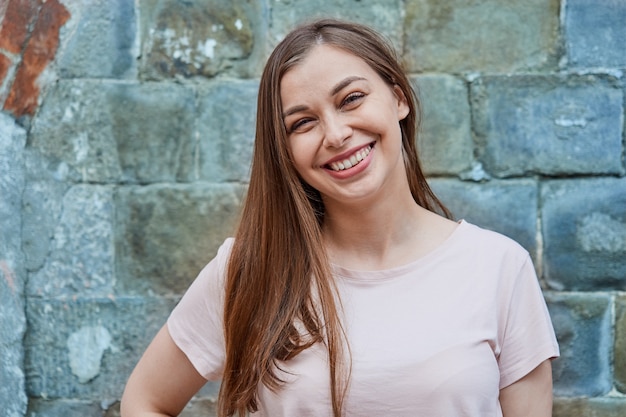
[{"left": 168, "top": 221, "right": 559, "bottom": 416}]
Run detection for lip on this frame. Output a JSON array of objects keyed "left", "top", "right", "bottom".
[
  {"left": 322, "top": 142, "right": 375, "bottom": 179},
  {"left": 322, "top": 142, "right": 375, "bottom": 166}
]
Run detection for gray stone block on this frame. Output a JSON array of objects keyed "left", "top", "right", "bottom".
[
  {"left": 616, "top": 296, "right": 626, "bottom": 393},
  {"left": 115, "top": 183, "right": 244, "bottom": 295},
  {"left": 269, "top": 0, "right": 404, "bottom": 53},
  {"left": 0, "top": 113, "right": 28, "bottom": 417},
  {"left": 546, "top": 292, "right": 612, "bottom": 397},
  {"left": 27, "top": 80, "right": 196, "bottom": 183},
  {"left": 554, "top": 397, "right": 626, "bottom": 417},
  {"left": 27, "top": 399, "right": 104, "bottom": 417},
  {"left": 26, "top": 185, "right": 116, "bottom": 298},
  {"left": 564, "top": 0, "right": 626, "bottom": 68},
  {"left": 541, "top": 178, "right": 626, "bottom": 291},
  {"left": 428, "top": 178, "right": 538, "bottom": 260},
  {"left": 139, "top": 0, "right": 267, "bottom": 80},
  {"left": 404, "top": 0, "right": 560, "bottom": 72},
  {"left": 24, "top": 297, "right": 177, "bottom": 399},
  {"left": 182, "top": 80, "right": 258, "bottom": 182},
  {"left": 472, "top": 75, "right": 624, "bottom": 177},
  {"left": 412, "top": 75, "right": 474, "bottom": 176},
  {"left": 57, "top": 0, "right": 137, "bottom": 79}
]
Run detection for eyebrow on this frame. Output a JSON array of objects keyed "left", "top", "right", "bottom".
[{"left": 282, "top": 76, "right": 367, "bottom": 118}]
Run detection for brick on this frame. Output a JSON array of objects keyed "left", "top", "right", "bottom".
[
  {"left": 472, "top": 75, "right": 624, "bottom": 177},
  {"left": 541, "top": 178, "right": 626, "bottom": 291},
  {"left": 115, "top": 183, "right": 244, "bottom": 295},
  {"left": 0, "top": 112, "right": 28, "bottom": 417},
  {"left": 546, "top": 292, "right": 612, "bottom": 397},
  {"left": 0, "top": 52, "right": 11, "bottom": 84},
  {"left": 404, "top": 0, "right": 560, "bottom": 72},
  {"left": 616, "top": 296, "right": 626, "bottom": 393},
  {"left": 411, "top": 75, "right": 473, "bottom": 176},
  {"left": 553, "top": 397, "right": 626, "bottom": 417},
  {"left": 270, "top": 0, "right": 404, "bottom": 53},
  {"left": 3, "top": 0, "right": 70, "bottom": 117},
  {"left": 56, "top": 0, "right": 137, "bottom": 78},
  {"left": 0, "top": 0, "right": 41, "bottom": 54},
  {"left": 26, "top": 185, "right": 116, "bottom": 298},
  {"left": 182, "top": 80, "right": 258, "bottom": 182},
  {"left": 428, "top": 178, "right": 538, "bottom": 260},
  {"left": 565, "top": 0, "right": 626, "bottom": 68},
  {"left": 24, "top": 297, "right": 177, "bottom": 399},
  {"left": 139, "top": 0, "right": 264, "bottom": 80},
  {"left": 27, "top": 80, "right": 195, "bottom": 183}
]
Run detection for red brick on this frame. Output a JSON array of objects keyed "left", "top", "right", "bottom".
[
  {"left": 0, "top": 0, "right": 42, "bottom": 54},
  {"left": 3, "top": 0, "right": 69, "bottom": 117}
]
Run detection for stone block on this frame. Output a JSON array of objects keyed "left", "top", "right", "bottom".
[
  {"left": 564, "top": 0, "right": 626, "bottom": 68},
  {"left": 56, "top": 0, "right": 137, "bottom": 78},
  {"left": 411, "top": 75, "right": 473, "bottom": 176},
  {"left": 616, "top": 296, "right": 626, "bottom": 393},
  {"left": 139, "top": 0, "right": 266, "bottom": 80},
  {"left": 472, "top": 75, "right": 624, "bottom": 177},
  {"left": 27, "top": 80, "right": 195, "bottom": 183},
  {"left": 181, "top": 80, "right": 258, "bottom": 182},
  {"left": 546, "top": 292, "right": 612, "bottom": 397},
  {"left": 428, "top": 178, "right": 538, "bottom": 260},
  {"left": 24, "top": 296, "right": 177, "bottom": 399},
  {"left": 27, "top": 399, "right": 104, "bottom": 417},
  {"left": 541, "top": 178, "right": 626, "bottom": 291},
  {"left": 269, "top": 0, "right": 404, "bottom": 53},
  {"left": 26, "top": 185, "right": 116, "bottom": 298},
  {"left": 3, "top": 0, "right": 70, "bottom": 118},
  {"left": 115, "top": 183, "right": 244, "bottom": 295},
  {"left": 553, "top": 397, "right": 626, "bottom": 417},
  {"left": 0, "top": 112, "right": 28, "bottom": 417},
  {"left": 404, "top": 0, "right": 560, "bottom": 72}
]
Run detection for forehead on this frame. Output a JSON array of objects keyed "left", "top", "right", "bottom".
[{"left": 280, "top": 44, "right": 379, "bottom": 95}]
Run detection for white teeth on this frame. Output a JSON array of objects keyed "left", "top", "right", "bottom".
[{"left": 329, "top": 145, "right": 372, "bottom": 171}]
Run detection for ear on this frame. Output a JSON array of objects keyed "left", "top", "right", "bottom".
[{"left": 392, "top": 85, "right": 410, "bottom": 121}]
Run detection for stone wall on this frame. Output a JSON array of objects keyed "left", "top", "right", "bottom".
[{"left": 0, "top": 1, "right": 624, "bottom": 416}]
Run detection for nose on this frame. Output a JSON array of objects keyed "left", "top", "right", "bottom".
[{"left": 322, "top": 113, "right": 352, "bottom": 148}]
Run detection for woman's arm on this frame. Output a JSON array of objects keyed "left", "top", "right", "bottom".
[
  {"left": 499, "top": 359, "right": 554, "bottom": 417},
  {"left": 120, "top": 324, "right": 208, "bottom": 417}
]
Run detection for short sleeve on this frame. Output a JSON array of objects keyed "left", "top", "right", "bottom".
[
  {"left": 167, "top": 238, "right": 234, "bottom": 380},
  {"left": 497, "top": 255, "right": 560, "bottom": 389}
]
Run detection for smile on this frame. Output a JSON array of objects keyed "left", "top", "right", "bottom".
[{"left": 326, "top": 144, "right": 373, "bottom": 172}]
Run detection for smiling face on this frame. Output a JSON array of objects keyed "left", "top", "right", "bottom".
[{"left": 280, "top": 44, "right": 410, "bottom": 208}]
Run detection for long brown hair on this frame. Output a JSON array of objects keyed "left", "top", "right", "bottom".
[{"left": 218, "top": 19, "right": 450, "bottom": 417}]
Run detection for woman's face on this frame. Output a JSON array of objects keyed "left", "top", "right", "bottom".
[{"left": 280, "top": 44, "right": 410, "bottom": 208}]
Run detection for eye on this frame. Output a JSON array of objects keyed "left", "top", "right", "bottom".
[
  {"left": 341, "top": 92, "right": 365, "bottom": 109},
  {"left": 288, "top": 117, "right": 315, "bottom": 133}
]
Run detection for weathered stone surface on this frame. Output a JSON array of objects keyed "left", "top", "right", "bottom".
[
  {"left": 115, "top": 183, "right": 244, "bottom": 295},
  {"left": 616, "top": 295, "right": 626, "bottom": 393},
  {"left": 564, "top": 0, "right": 626, "bottom": 68},
  {"left": 553, "top": 397, "right": 626, "bottom": 417},
  {"left": 269, "top": 0, "right": 404, "bottom": 52},
  {"left": 472, "top": 75, "right": 624, "bottom": 177},
  {"left": 411, "top": 74, "right": 473, "bottom": 176},
  {"left": 0, "top": 0, "right": 40, "bottom": 54},
  {"left": 56, "top": 0, "right": 137, "bottom": 78},
  {"left": 27, "top": 399, "right": 104, "bottom": 417},
  {"left": 0, "top": 112, "right": 28, "bottom": 417},
  {"left": 27, "top": 80, "right": 195, "bottom": 183},
  {"left": 24, "top": 297, "right": 177, "bottom": 399},
  {"left": 541, "top": 178, "right": 626, "bottom": 291},
  {"left": 3, "top": 0, "right": 70, "bottom": 117},
  {"left": 428, "top": 178, "right": 538, "bottom": 260},
  {"left": 404, "top": 0, "right": 560, "bottom": 72},
  {"left": 139, "top": 0, "right": 265, "bottom": 80},
  {"left": 546, "top": 292, "right": 612, "bottom": 397},
  {"left": 26, "top": 185, "right": 116, "bottom": 298},
  {"left": 182, "top": 80, "right": 258, "bottom": 182}
]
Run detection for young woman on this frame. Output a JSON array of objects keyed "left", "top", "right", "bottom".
[{"left": 121, "top": 19, "right": 559, "bottom": 417}]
